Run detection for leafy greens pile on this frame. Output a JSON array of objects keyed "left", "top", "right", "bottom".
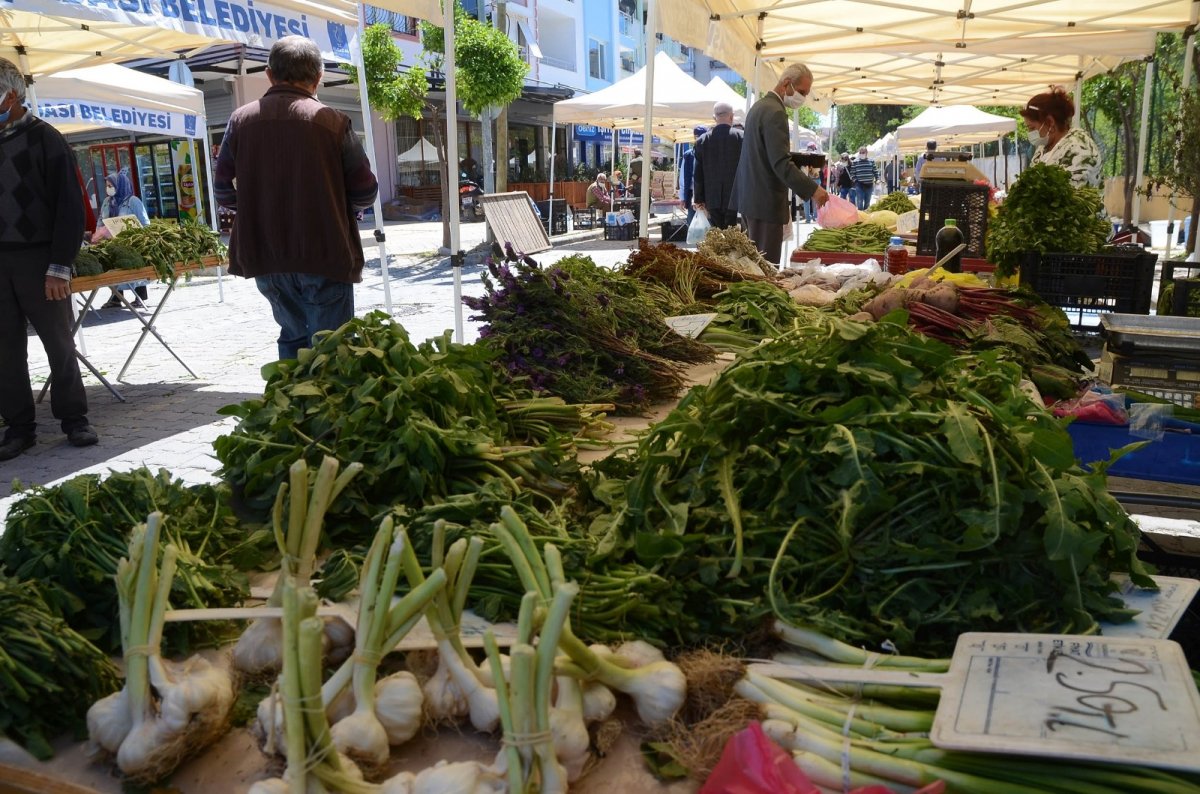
[
  {"left": 583, "top": 311, "right": 1152, "bottom": 654},
  {"left": 985, "top": 162, "right": 1111, "bottom": 278},
  {"left": 0, "top": 469, "right": 268, "bottom": 655},
  {"left": 465, "top": 255, "right": 714, "bottom": 413},
  {"left": 216, "top": 312, "right": 608, "bottom": 531}
]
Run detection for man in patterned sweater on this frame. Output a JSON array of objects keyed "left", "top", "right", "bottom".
[{"left": 0, "top": 58, "right": 97, "bottom": 461}]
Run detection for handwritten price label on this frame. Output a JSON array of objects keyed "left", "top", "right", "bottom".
[
  {"left": 664, "top": 313, "right": 718, "bottom": 339},
  {"left": 933, "top": 633, "right": 1200, "bottom": 772}
]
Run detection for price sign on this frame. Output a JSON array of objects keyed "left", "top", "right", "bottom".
[
  {"left": 1101, "top": 575, "right": 1199, "bottom": 639},
  {"left": 932, "top": 633, "right": 1200, "bottom": 772},
  {"left": 664, "top": 313, "right": 718, "bottom": 339}
]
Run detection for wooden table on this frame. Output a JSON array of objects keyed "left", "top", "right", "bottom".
[{"left": 41, "top": 256, "right": 222, "bottom": 403}]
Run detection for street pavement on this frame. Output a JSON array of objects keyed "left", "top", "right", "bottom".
[{"left": 0, "top": 217, "right": 675, "bottom": 522}]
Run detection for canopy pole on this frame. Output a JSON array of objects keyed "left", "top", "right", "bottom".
[
  {"left": 201, "top": 124, "right": 224, "bottom": 303},
  {"left": 1131, "top": 58, "right": 1154, "bottom": 228},
  {"left": 1165, "top": 10, "right": 1198, "bottom": 259},
  {"left": 993, "top": 134, "right": 999, "bottom": 186},
  {"left": 638, "top": 5, "right": 656, "bottom": 241},
  {"left": 548, "top": 113, "right": 557, "bottom": 237},
  {"left": 354, "top": 6, "right": 393, "bottom": 316},
  {"left": 444, "top": 0, "right": 464, "bottom": 342},
  {"left": 16, "top": 48, "right": 37, "bottom": 109},
  {"left": 610, "top": 124, "right": 616, "bottom": 215},
  {"left": 1074, "top": 57, "right": 1084, "bottom": 126}
]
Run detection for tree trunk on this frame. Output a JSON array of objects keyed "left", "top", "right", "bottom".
[
  {"left": 1121, "top": 106, "right": 1137, "bottom": 228},
  {"left": 428, "top": 105, "right": 452, "bottom": 250}
]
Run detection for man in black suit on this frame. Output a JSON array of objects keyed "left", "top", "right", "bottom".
[
  {"left": 693, "top": 101, "right": 743, "bottom": 230},
  {"left": 730, "top": 63, "right": 829, "bottom": 263}
]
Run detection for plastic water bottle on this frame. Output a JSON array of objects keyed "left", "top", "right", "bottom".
[{"left": 935, "top": 218, "right": 965, "bottom": 273}]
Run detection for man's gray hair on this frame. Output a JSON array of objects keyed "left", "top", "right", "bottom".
[
  {"left": 0, "top": 58, "right": 27, "bottom": 100},
  {"left": 268, "top": 36, "right": 324, "bottom": 85},
  {"left": 713, "top": 101, "right": 734, "bottom": 119},
  {"left": 780, "top": 63, "right": 812, "bottom": 85}
]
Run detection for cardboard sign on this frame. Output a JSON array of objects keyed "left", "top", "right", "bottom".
[
  {"left": 1100, "top": 575, "right": 1200, "bottom": 639},
  {"left": 100, "top": 214, "right": 142, "bottom": 236},
  {"left": 665, "top": 313, "right": 718, "bottom": 339},
  {"left": 932, "top": 633, "right": 1200, "bottom": 772}
]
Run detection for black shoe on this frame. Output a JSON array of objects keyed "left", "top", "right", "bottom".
[
  {"left": 102, "top": 296, "right": 123, "bottom": 309},
  {"left": 66, "top": 425, "right": 99, "bottom": 447},
  {"left": 0, "top": 435, "right": 35, "bottom": 461}
]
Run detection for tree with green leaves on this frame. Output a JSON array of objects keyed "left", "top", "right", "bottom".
[
  {"left": 1150, "top": 88, "right": 1200, "bottom": 256},
  {"left": 1084, "top": 59, "right": 1149, "bottom": 228}
]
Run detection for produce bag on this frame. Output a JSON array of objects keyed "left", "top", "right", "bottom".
[
  {"left": 687, "top": 210, "right": 712, "bottom": 245},
  {"left": 700, "top": 723, "right": 812, "bottom": 794},
  {"left": 816, "top": 194, "right": 859, "bottom": 229}
]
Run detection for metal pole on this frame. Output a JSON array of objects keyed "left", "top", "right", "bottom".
[
  {"left": 548, "top": 113, "right": 557, "bottom": 236},
  {"left": 639, "top": 26, "right": 655, "bottom": 241},
  {"left": 354, "top": 7, "right": 393, "bottom": 315},
  {"left": 1131, "top": 58, "right": 1154, "bottom": 228},
  {"left": 445, "top": 0, "right": 465, "bottom": 342},
  {"left": 1165, "top": 13, "right": 1197, "bottom": 259},
  {"left": 200, "top": 124, "right": 225, "bottom": 303}
]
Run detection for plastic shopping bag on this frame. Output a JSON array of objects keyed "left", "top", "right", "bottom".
[
  {"left": 687, "top": 210, "right": 711, "bottom": 245},
  {"left": 816, "top": 194, "right": 860, "bottom": 229},
  {"left": 700, "top": 723, "right": 814, "bottom": 794}
]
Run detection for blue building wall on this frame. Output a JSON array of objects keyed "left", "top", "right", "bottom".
[{"left": 582, "top": 0, "right": 615, "bottom": 93}]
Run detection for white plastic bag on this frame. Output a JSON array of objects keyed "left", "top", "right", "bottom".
[{"left": 686, "top": 210, "right": 711, "bottom": 245}]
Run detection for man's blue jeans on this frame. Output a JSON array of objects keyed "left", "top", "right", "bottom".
[
  {"left": 855, "top": 183, "right": 873, "bottom": 210},
  {"left": 256, "top": 273, "right": 355, "bottom": 360}
]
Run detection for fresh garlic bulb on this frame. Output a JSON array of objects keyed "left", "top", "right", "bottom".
[
  {"left": 323, "top": 617, "right": 356, "bottom": 666},
  {"left": 86, "top": 689, "right": 132, "bottom": 754},
  {"left": 613, "top": 640, "right": 665, "bottom": 668},
  {"left": 580, "top": 683, "right": 616, "bottom": 723},
  {"left": 380, "top": 771, "right": 416, "bottom": 794},
  {"left": 412, "top": 760, "right": 505, "bottom": 794},
  {"left": 253, "top": 687, "right": 286, "bottom": 755},
  {"left": 421, "top": 661, "right": 467, "bottom": 720},
  {"left": 474, "top": 653, "right": 510, "bottom": 687},
  {"left": 375, "top": 672, "right": 423, "bottom": 745},
  {"left": 233, "top": 618, "right": 285, "bottom": 676},
  {"left": 247, "top": 778, "right": 290, "bottom": 794},
  {"left": 329, "top": 709, "right": 389, "bottom": 770},
  {"left": 622, "top": 660, "right": 687, "bottom": 727},
  {"left": 324, "top": 684, "right": 356, "bottom": 725},
  {"left": 550, "top": 677, "right": 590, "bottom": 782}
]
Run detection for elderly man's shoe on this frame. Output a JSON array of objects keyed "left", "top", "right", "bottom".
[
  {"left": 0, "top": 435, "right": 36, "bottom": 461},
  {"left": 66, "top": 425, "right": 99, "bottom": 447}
]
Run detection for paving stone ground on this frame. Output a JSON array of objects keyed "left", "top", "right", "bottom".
[{"left": 0, "top": 217, "right": 697, "bottom": 522}]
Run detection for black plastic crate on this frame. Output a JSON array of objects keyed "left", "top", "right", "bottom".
[
  {"left": 604, "top": 223, "right": 636, "bottom": 241},
  {"left": 1156, "top": 260, "right": 1200, "bottom": 316},
  {"left": 1019, "top": 248, "right": 1158, "bottom": 329},
  {"left": 916, "top": 181, "right": 989, "bottom": 258},
  {"left": 661, "top": 221, "right": 687, "bottom": 242}
]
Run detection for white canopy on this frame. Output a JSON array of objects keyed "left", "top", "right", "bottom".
[
  {"left": 867, "top": 132, "right": 899, "bottom": 158},
  {"left": 895, "top": 105, "right": 1017, "bottom": 149},
  {"left": 396, "top": 137, "right": 440, "bottom": 170},
  {"left": 35, "top": 63, "right": 206, "bottom": 137},
  {"left": 705, "top": 76, "right": 746, "bottom": 123},
  {"left": 654, "top": 0, "right": 1182, "bottom": 105},
  {"left": 554, "top": 51, "right": 720, "bottom": 140}
]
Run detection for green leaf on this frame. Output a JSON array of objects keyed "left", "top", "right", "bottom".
[{"left": 941, "top": 401, "right": 983, "bottom": 465}]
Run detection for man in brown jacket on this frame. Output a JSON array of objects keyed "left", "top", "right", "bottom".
[{"left": 215, "top": 36, "right": 378, "bottom": 360}]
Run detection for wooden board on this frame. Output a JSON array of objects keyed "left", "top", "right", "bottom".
[
  {"left": 479, "top": 192, "right": 552, "bottom": 256},
  {"left": 0, "top": 764, "right": 103, "bottom": 794}
]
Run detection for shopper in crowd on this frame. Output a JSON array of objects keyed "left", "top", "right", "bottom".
[
  {"left": 628, "top": 148, "right": 644, "bottom": 179},
  {"left": 801, "top": 143, "right": 824, "bottom": 222},
  {"left": 693, "top": 104, "right": 742, "bottom": 230},
  {"left": 849, "top": 146, "right": 878, "bottom": 210},
  {"left": 1019, "top": 87, "right": 1102, "bottom": 189},
  {"left": 96, "top": 170, "right": 150, "bottom": 308},
  {"left": 628, "top": 171, "right": 642, "bottom": 198},
  {"left": 586, "top": 172, "right": 611, "bottom": 209},
  {"left": 730, "top": 63, "right": 829, "bottom": 263},
  {"left": 215, "top": 36, "right": 378, "bottom": 361},
  {"left": 0, "top": 57, "right": 98, "bottom": 460},
  {"left": 884, "top": 158, "right": 897, "bottom": 194},
  {"left": 836, "top": 153, "right": 854, "bottom": 200},
  {"left": 680, "top": 125, "right": 706, "bottom": 225},
  {"left": 610, "top": 169, "right": 626, "bottom": 198}
]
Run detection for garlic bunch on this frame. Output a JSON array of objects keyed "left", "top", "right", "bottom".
[
  {"left": 234, "top": 458, "right": 362, "bottom": 677},
  {"left": 549, "top": 676, "right": 591, "bottom": 781},
  {"left": 86, "top": 514, "right": 236, "bottom": 784},
  {"left": 382, "top": 760, "right": 505, "bottom": 794}
]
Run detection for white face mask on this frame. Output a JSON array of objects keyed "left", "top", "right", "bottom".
[
  {"left": 106, "top": 185, "right": 117, "bottom": 197},
  {"left": 783, "top": 86, "right": 808, "bottom": 110},
  {"left": 1027, "top": 125, "right": 1048, "bottom": 147}
]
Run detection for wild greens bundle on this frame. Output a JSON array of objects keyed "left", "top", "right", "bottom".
[
  {"left": 215, "top": 313, "right": 608, "bottom": 531},
  {"left": 0, "top": 576, "right": 121, "bottom": 760},
  {"left": 584, "top": 311, "right": 1151, "bottom": 654},
  {"left": 466, "top": 255, "right": 714, "bottom": 413},
  {"left": 0, "top": 469, "right": 269, "bottom": 655}
]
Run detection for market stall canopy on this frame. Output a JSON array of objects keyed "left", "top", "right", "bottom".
[
  {"left": 654, "top": 0, "right": 1181, "bottom": 105},
  {"left": 867, "top": 133, "right": 899, "bottom": 158},
  {"left": 705, "top": 76, "right": 746, "bottom": 123},
  {"left": 895, "top": 105, "right": 1017, "bottom": 149},
  {"left": 397, "top": 137, "right": 440, "bottom": 170},
  {"left": 1, "top": 0, "right": 443, "bottom": 75},
  {"left": 34, "top": 63, "right": 206, "bottom": 137},
  {"left": 553, "top": 51, "right": 723, "bottom": 141}
]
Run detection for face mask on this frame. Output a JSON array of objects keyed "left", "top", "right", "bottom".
[
  {"left": 783, "top": 87, "right": 808, "bottom": 110},
  {"left": 0, "top": 92, "right": 12, "bottom": 124},
  {"left": 1027, "top": 126, "right": 1048, "bottom": 147},
  {"left": 106, "top": 185, "right": 117, "bottom": 197}
]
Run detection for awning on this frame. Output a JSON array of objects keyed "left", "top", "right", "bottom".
[
  {"left": 35, "top": 62, "right": 206, "bottom": 138},
  {"left": 895, "top": 105, "right": 1018, "bottom": 149}
]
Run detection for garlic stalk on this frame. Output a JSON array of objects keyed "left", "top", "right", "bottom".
[
  {"left": 234, "top": 457, "right": 362, "bottom": 676},
  {"left": 86, "top": 513, "right": 236, "bottom": 785},
  {"left": 305, "top": 519, "right": 446, "bottom": 773},
  {"left": 399, "top": 522, "right": 498, "bottom": 731},
  {"left": 490, "top": 509, "right": 686, "bottom": 727}
]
